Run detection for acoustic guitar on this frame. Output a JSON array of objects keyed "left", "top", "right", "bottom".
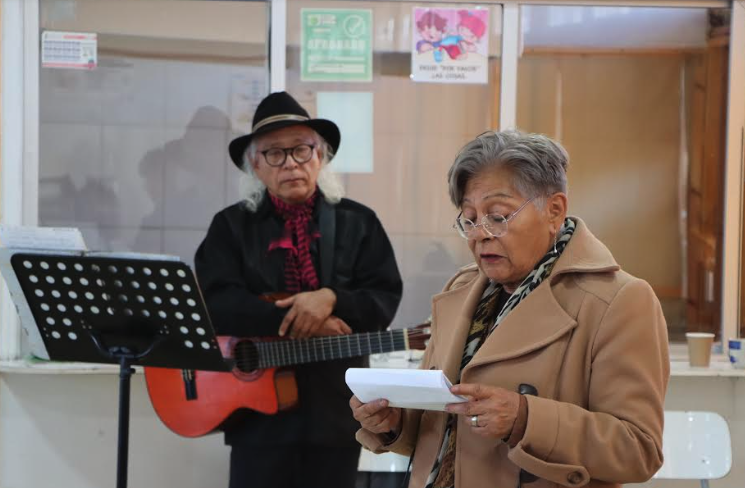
[{"left": 144, "top": 324, "right": 429, "bottom": 437}]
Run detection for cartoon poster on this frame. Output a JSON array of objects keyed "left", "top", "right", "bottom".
[{"left": 411, "top": 8, "right": 489, "bottom": 84}]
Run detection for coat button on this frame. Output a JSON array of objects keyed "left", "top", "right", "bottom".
[{"left": 567, "top": 471, "right": 584, "bottom": 485}]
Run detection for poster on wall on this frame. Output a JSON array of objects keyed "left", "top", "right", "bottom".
[
  {"left": 41, "top": 31, "right": 98, "bottom": 70},
  {"left": 230, "top": 68, "right": 268, "bottom": 134},
  {"left": 301, "top": 9, "right": 373, "bottom": 82},
  {"left": 411, "top": 8, "right": 489, "bottom": 84}
]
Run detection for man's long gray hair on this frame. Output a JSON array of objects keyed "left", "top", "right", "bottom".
[{"left": 239, "top": 132, "right": 345, "bottom": 212}]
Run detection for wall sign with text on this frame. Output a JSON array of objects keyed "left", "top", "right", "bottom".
[
  {"left": 42, "top": 31, "right": 98, "bottom": 70},
  {"left": 301, "top": 9, "right": 373, "bottom": 83},
  {"left": 411, "top": 8, "right": 489, "bottom": 84}
]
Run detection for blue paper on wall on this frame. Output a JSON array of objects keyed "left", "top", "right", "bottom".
[{"left": 316, "top": 92, "right": 374, "bottom": 173}]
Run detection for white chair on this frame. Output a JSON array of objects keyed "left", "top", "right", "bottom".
[{"left": 654, "top": 411, "right": 732, "bottom": 488}]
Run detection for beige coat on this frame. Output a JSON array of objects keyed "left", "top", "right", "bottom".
[{"left": 357, "top": 217, "right": 670, "bottom": 488}]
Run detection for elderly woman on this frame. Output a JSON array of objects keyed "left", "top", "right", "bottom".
[{"left": 351, "top": 130, "right": 670, "bottom": 488}]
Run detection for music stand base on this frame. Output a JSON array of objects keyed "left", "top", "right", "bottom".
[
  {"left": 117, "top": 356, "right": 135, "bottom": 488},
  {"left": 5, "top": 253, "right": 229, "bottom": 488}
]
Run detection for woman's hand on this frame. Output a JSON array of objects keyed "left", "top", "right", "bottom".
[
  {"left": 445, "top": 384, "right": 521, "bottom": 440},
  {"left": 350, "top": 396, "right": 402, "bottom": 435}
]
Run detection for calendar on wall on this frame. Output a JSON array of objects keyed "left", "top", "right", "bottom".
[{"left": 41, "top": 30, "right": 97, "bottom": 70}]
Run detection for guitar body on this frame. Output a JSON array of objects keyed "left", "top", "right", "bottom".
[
  {"left": 145, "top": 336, "right": 299, "bottom": 438},
  {"left": 145, "top": 325, "right": 429, "bottom": 438}
]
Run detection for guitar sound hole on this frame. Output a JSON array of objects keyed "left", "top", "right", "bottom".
[{"left": 233, "top": 340, "right": 260, "bottom": 373}]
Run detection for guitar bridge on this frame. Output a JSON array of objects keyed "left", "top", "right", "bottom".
[{"left": 182, "top": 369, "right": 198, "bottom": 401}]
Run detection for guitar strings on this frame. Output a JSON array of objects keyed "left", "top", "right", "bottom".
[
  {"left": 236, "top": 331, "right": 429, "bottom": 368},
  {"left": 234, "top": 335, "right": 430, "bottom": 369},
  {"left": 235, "top": 329, "right": 430, "bottom": 361},
  {"left": 233, "top": 329, "right": 430, "bottom": 370}
]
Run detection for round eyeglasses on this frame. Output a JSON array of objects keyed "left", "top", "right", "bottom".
[
  {"left": 453, "top": 197, "right": 535, "bottom": 239},
  {"left": 260, "top": 144, "right": 316, "bottom": 167}
]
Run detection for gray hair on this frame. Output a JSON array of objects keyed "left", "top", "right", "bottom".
[
  {"left": 238, "top": 132, "right": 344, "bottom": 212},
  {"left": 447, "top": 130, "right": 569, "bottom": 207}
]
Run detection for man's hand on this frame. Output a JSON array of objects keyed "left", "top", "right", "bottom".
[
  {"left": 276, "top": 288, "right": 337, "bottom": 338},
  {"left": 315, "top": 316, "right": 352, "bottom": 336}
]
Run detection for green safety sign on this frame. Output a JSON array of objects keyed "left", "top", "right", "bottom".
[{"left": 301, "top": 9, "right": 373, "bottom": 82}]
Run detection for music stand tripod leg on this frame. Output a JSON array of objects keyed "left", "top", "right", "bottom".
[
  {"left": 90, "top": 332, "right": 163, "bottom": 488},
  {"left": 117, "top": 355, "right": 135, "bottom": 488}
]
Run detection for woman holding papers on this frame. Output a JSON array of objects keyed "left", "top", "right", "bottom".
[{"left": 351, "top": 130, "right": 669, "bottom": 488}]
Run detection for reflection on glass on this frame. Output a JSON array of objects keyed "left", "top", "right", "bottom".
[
  {"left": 518, "top": 6, "right": 730, "bottom": 341},
  {"left": 286, "top": 1, "right": 503, "bottom": 329},
  {"left": 39, "top": 0, "right": 269, "bottom": 265}
]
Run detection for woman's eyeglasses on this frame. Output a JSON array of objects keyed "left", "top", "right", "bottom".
[{"left": 453, "top": 197, "right": 535, "bottom": 239}]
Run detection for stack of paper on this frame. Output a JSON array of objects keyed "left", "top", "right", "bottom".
[{"left": 346, "top": 368, "right": 466, "bottom": 411}]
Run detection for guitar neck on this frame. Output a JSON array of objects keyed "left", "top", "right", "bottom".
[{"left": 255, "top": 329, "right": 410, "bottom": 369}]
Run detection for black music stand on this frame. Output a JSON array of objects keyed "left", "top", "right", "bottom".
[{"left": 8, "top": 252, "right": 229, "bottom": 488}]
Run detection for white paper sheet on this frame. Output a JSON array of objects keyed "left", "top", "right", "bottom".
[
  {"left": 0, "top": 225, "right": 86, "bottom": 251},
  {"left": 346, "top": 368, "right": 466, "bottom": 411}
]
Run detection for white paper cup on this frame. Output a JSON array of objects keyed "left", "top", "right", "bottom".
[{"left": 686, "top": 332, "right": 715, "bottom": 367}]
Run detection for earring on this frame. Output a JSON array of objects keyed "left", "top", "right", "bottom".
[{"left": 552, "top": 233, "right": 558, "bottom": 255}]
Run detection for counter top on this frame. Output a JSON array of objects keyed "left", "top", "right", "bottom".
[
  {"left": 1, "top": 350, "right": 743, "bottom": 377},
  {"left": 0, "top": 358, "right": 141, "bottom": 374}
]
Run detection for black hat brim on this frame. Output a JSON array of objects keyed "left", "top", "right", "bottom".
[{"left": 229, "top": 119, "right": 341, "bottom": 170}]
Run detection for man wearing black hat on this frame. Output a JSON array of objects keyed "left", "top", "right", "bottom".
[{"left": 194, "top": 92, "right": 403, "bottom": 488}]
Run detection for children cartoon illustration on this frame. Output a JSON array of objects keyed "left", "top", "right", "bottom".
[
  {"left": 438, "top": 10, "right": 487, "bottom": 60},
  {"left": 415, "top": 9, "right": 487, "bottom": 63},
  {"left": 456, "top": 10, "right": 487, "bottom": 55},
  {"left": 411, "top": 7, "right": 490, "bottom": 83},
  {"left": 415, "top": 11, "right": 448, "bottom": 63}
]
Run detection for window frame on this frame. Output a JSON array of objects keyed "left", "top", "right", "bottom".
[{"left": 1, "top": 0, "right": 739, "bottom": 362}]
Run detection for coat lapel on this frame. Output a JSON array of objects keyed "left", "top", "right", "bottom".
[
  {"left": 431, "top": 273, "right": 488, "bottom": 383},
  {"left": 463, "top": 280, "right": 576, "bottom": 372}
]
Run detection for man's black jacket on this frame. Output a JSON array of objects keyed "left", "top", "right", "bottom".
[{"left": 195, "top": 193, "right": 403, "bottom": 447}]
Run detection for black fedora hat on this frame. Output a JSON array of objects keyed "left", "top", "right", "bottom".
[{"left": 228, "top": 91, "right": 341, "bottom": 170}]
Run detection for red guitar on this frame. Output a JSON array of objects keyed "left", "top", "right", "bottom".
[{"left": 144, "top": 326, "right": 429, "bottom": 437}]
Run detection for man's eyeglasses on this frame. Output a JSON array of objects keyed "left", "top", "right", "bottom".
[
  {"left": 453, "top": 197, "right": 535, "bottom": 239},
  {"left": 260, "top": 144, "right": 316, "bottom": 167}
]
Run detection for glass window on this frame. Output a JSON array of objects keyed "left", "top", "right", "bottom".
[
  {"left": 39, "top": 0, "right": 269, "bottom": 266},
  {"left": 286, "top": 1, "right": 502, "bottom": 329},
  {"left": 517, "top": 6, "right": 730, "bottom": 341}
]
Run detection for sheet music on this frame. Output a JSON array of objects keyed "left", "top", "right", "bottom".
[
  {"left": 84, "top": 251, "right": 181, "bottom": 262},
  {"left": 346, "top": 368, "right": 466, "bottom": 411},
  {"left": 0, "top": 225, "right": 86, "bottom": 251}
]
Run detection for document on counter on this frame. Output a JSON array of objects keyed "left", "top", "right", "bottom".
[{"left": 345, "top": 368, "right": 467, "bottom": 411}]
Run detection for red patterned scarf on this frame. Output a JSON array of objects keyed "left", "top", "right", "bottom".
[{"left": 268, "top": 191, "right": 321, "bottom": 293}]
